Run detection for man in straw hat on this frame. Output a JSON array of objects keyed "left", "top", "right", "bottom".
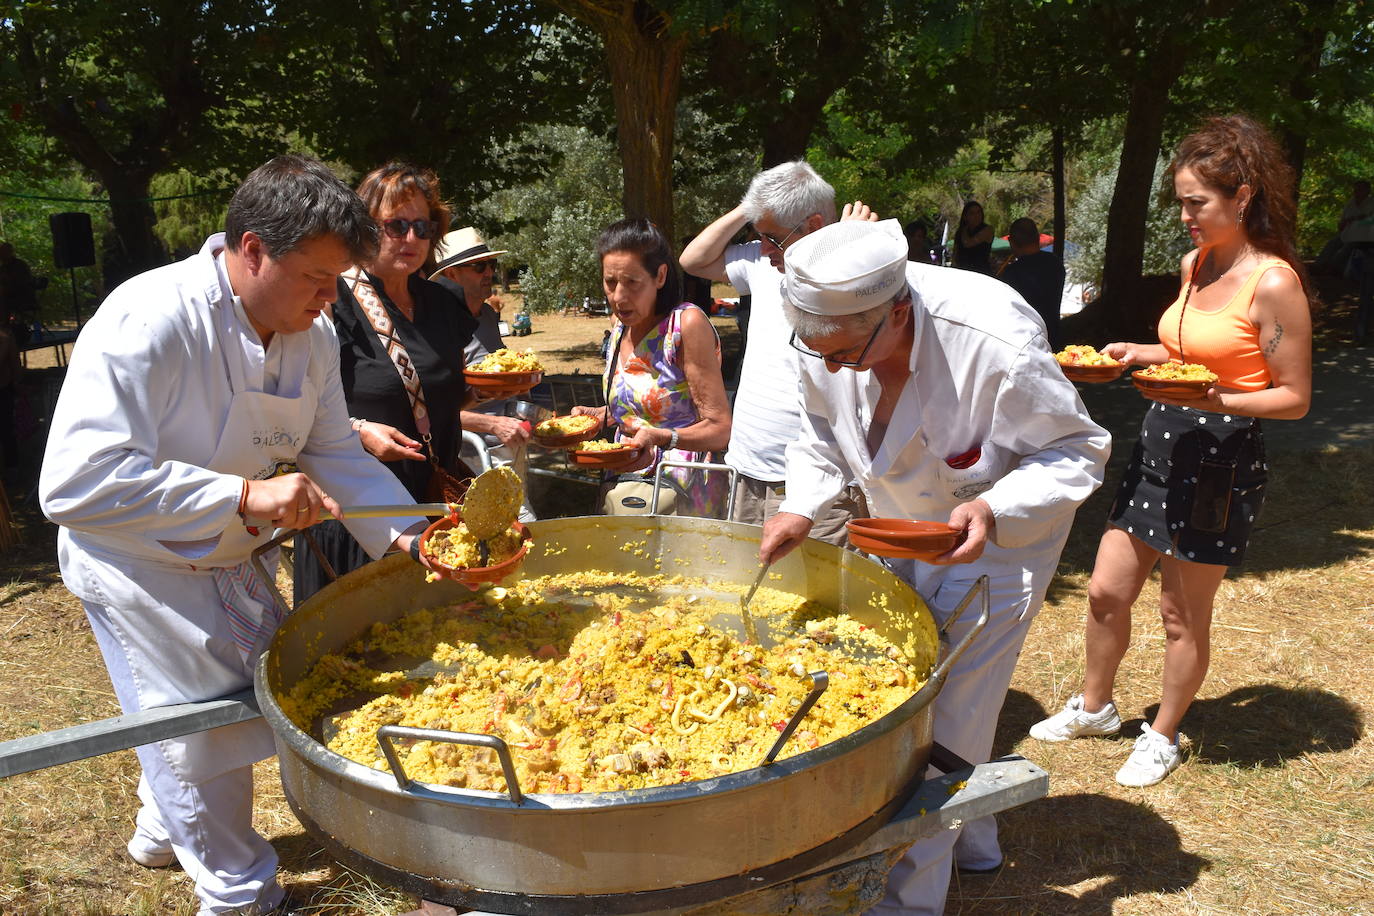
[
  {"left": 758, "top": 219, "right": 1110, "bottom": 914},
  {"left": 431, "top": 226, "right": 535, "bottom": 520}
]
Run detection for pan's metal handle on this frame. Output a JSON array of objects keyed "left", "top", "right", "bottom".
[
  {"left": 652, "top": 459, "right": 738, "bottom": 518},
  {"left": 249, "top": 530, "right": 301, "bottom": 621},
  {"left": 376, "top": 725, "right": 524, "bottom": 806},
  {"left": 762, "top": 671, "right": 828, "bottom": 765},
  {"left": 461, "top": 430, "right": 494, "bottom": 473},
  {"left": 928, "top": 575, "right": 990, "bottom": 686}
]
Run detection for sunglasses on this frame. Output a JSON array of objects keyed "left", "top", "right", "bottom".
[
  {"left": 464, "top": 260, "right": 498, "bottom": 274},
  {"left": 381, "top": 218, "right": 439, "bottom": 240},
  {"left": 754, "top": 222, "right": 804, "bottom": 250}
]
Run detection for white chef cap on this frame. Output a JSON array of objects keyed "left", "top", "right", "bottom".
[{"left": 782, "top": 219, "right": 909, "bottom": 316}]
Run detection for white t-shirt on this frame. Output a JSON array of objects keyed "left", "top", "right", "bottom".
[{"left": 723, "top": 241, "right": 801, "bottom": 481}]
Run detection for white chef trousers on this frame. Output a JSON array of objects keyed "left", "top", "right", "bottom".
[
  {"left": 867, "top": 572, "right": 1041, "bottom": 916},
  {"left": 85, "top": 599, "right": 284, "bottom": 915}
]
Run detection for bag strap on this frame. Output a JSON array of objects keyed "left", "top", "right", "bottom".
[{"left": 344, "top": 268, "right": 443, "bottom": 469}]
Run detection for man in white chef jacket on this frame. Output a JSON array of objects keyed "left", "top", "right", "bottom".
[
  {"left": 40, "top": 155, "right": 431, "bottom": 916},
  {"left": 759, "top": 220, "right": 1110, "bottom": 915}
]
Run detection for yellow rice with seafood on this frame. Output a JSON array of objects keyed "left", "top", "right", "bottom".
[
  {"left": 424, "top": 522, "right": 524, "bottom": 569},
  {"left": 281, "top": 571, "right": 925, "bottom": 794},
  {"left": 1055, "top": 344, "right": 1120, "bottom": 367},
  {"left": 576, "top": 440, "right": 633, "bottom": 453},
  {"left": 535, "top": 415, "right": 599, "bottom": 436},
  {"left": 470, "top": 348, "right": 543, "bottom": 372},
  {"left": 1138, "top": 361, "right": 1218, "bottom": 383}
]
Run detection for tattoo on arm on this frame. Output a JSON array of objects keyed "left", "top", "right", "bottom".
[{"left": 1264, "top": 320, "right": 1284, "bottom": 357}]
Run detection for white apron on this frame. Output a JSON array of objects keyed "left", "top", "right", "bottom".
[{"left": 83, "top": 282, "right": 319, "bottom": 785}]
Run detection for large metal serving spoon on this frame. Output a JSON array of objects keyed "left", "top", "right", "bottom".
[
  {"left": 737, "top": 561, "right": 769, "bottom": 645},
  {"left": 458, "top": 466, "right": 524, "bottom": 564}
]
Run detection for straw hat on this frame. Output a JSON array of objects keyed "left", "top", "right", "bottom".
[{"left": 429, "top": 226, "right": 508, "bottom": 278}]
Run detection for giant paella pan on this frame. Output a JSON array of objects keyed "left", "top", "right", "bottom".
[{"left": 254, "top": 515, "right": 985, "bottom": 914}]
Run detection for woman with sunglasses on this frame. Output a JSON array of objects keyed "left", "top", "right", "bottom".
[
  {"left": 1029, "top": 115, "right": 1312, "bottom": 787},
  {"left": 292, "top": 162, "right": 477, "bottom": 603},
  {"left": 569, "top": 218, "right": 732, "bottom": 517}
]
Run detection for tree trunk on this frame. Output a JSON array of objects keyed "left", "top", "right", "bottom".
[
  {"left": 600, "top": 11, "right": 686, "bottom": 242},
  {"left": 760, "top": 98, "right": 828, "bottom": 168},
  {"left": 1051, "top": 126, "right": 1066, "bottom": 259},
  {"left": 1100, "top": 45, "right": 1185, "bottom": 335},
  {"left": 100, "top": 173, "right": 166, "bottom": 287}
]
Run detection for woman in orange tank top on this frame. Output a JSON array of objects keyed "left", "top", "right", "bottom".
[{"left": 1030, "top": 116, "right": 1312, "bottom": 787}]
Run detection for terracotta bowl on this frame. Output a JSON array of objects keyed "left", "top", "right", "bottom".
[
  {"left": 531, "top": 416, "right": 602, "bottom": 449},
  {"left": 1131, "top": 369, "right": 1214, "bottom": 399},
  {"left": 464, "top": 370, "right": 543, "bottom": 395},
  {"left": 420, "top": 516, "right": 532, "bottom": 587},
  {"left": 570, "top": 445, "right": 642, "bottom": 469},
  {"left": 1059, "top": 361, "right": 1125, "bottom": 383},
  {"left": 845, "top": 518, "right": 961, "bottom": 561}
]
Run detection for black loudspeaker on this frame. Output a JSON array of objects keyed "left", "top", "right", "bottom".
[{"left": 50, "top": 211, "right": 96, "bottom": 269}]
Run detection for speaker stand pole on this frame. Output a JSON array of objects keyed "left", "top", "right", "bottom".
[{"left": 69, "top": 267, "right": 80, "bottom": 325}]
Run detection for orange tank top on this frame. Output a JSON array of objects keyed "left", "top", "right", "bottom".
[{"left": 1157, "top": 257, "right": 1295, "bottom": 392}]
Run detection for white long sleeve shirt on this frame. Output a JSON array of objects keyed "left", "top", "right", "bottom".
[
  {"left": 40, "top": 235, "right": 415, "bottom": 596},
  {"left": 779, "top": 263, "right": 1110, "bottom": 597}
]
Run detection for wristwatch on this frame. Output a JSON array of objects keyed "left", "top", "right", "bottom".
[{"left": 408, "top": 535, "right": 422, "bottom": 562}]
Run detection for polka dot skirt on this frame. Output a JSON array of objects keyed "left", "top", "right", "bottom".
[{"left": 1108, "top": 402, "right": 1267, "bottom": 565}]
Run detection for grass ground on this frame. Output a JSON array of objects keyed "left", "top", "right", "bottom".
[{"left": 2, "top": 280, "right": 1371, "bottom": 915}]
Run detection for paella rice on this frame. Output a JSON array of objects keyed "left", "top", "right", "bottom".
[
  {"left": 1055, "top": 344, "right": 1120, "bottom": 367},
  {"left": 470, "top": 348, "right": 544, "bottom": 373},
  {"left": 576, "top": 440, "right": 634, "bottom": 452},
  {"left": 535, "top": 415, "right": 599, "bottom": 436},
  {"left": 281, "top": 571, "right": 927, "bottom": 795},
  {"left": 424, "top": 522, "right": 524, "bottom": 569},
  {"left": 1138, "top": 361, "right": 1218, "bottom": 383}
]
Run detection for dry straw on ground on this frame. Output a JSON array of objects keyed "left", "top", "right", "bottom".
[{"left": 3, "top": 288, "right": 1371, "bottom": 915}]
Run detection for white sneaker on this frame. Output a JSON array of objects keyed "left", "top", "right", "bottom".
[
  {"left": 1115, "top": 723, "right": 1182, "bottom": 787},
  {"left": 1029, "top": 694, "right": 1122, "bottom": 742},
  {"left": 126, "top": 837, "right": 175, "bottom": 869}
]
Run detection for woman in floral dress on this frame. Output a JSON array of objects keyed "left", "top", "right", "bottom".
[{"left": 571, "top": 218, "right": 732, "bottom": 516}]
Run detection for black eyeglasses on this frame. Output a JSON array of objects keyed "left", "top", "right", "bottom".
[
  {"left": 465, "top": 260, "right": 497, "bottom": 274},
  {"left": 381, "top": 218, "right": 439, "bottom": 240},
  {"left": 754, "top": 222, "right": 804, "bottom": 250},
  {"left": 790, "top": 312, "right": 889, "bottom": 367}
]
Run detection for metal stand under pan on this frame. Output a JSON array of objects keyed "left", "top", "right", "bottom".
[{"left": 288, "top": 747, "right": 1046, "bottom": 916}]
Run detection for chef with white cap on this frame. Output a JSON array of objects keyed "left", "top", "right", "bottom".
[{"left": 759, "top": 220, "right": 1110, "bottom": 914}]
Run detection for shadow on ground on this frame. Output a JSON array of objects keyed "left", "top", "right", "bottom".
[
  {"left": 949, "top": 793, "right": 1208, "bottom": 915},
  {"left": 1141, "top": 684, "right": 1364, "bottom": 768}
]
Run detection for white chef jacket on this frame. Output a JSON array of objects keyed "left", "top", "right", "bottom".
[
  {"left": 779, "top": 262, "right": 1110, "bottom": 599},
  {"left": 41, "top": 234, "right": 415, "bottom": 592}
]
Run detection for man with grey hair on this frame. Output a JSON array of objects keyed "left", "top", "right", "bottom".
[
  {"left": 40, "top": 154, "right": 431, "bottom": 915},
  {"left": 681, "top": 160, "right": 873, "bottom": 538},
  {"left": 758, "top": 220, "right": 1109, "bottom": 915}
]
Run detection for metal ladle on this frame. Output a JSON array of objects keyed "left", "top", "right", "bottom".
[{"left": 737, "top": 561, "right": 768, "bottom": 645}]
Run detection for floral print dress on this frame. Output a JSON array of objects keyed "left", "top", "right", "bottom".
[{"left": 603, "top": 303, "right": 728, "bottom": 517}]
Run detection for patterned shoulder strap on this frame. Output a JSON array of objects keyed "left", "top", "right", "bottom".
[{"left": 343, "top": 267, "right": 431, "bottom": 439}]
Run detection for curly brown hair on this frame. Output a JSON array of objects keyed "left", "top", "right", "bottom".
[
  {"left": 355, "top": 162, "right": 452, "bottom": 276},
  {"left": 1168, "top": 114, "right": 1308, "bottom": 295}
]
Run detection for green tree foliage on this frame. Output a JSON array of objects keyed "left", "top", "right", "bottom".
[
  {"left": 477, "top": 102, "right": 753, "bottom": 313},
  {"left": 1, "top": 1, "right": 286, "bottom": 281},
  {"left": 478, "top": 124, "right": 625, "bottom": 313},
  {"left": 150, "top": 170, "right": 233, "bottom": 260},
  {"left": 273, "top": 1, "right": 593, "bottom": 213}
]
